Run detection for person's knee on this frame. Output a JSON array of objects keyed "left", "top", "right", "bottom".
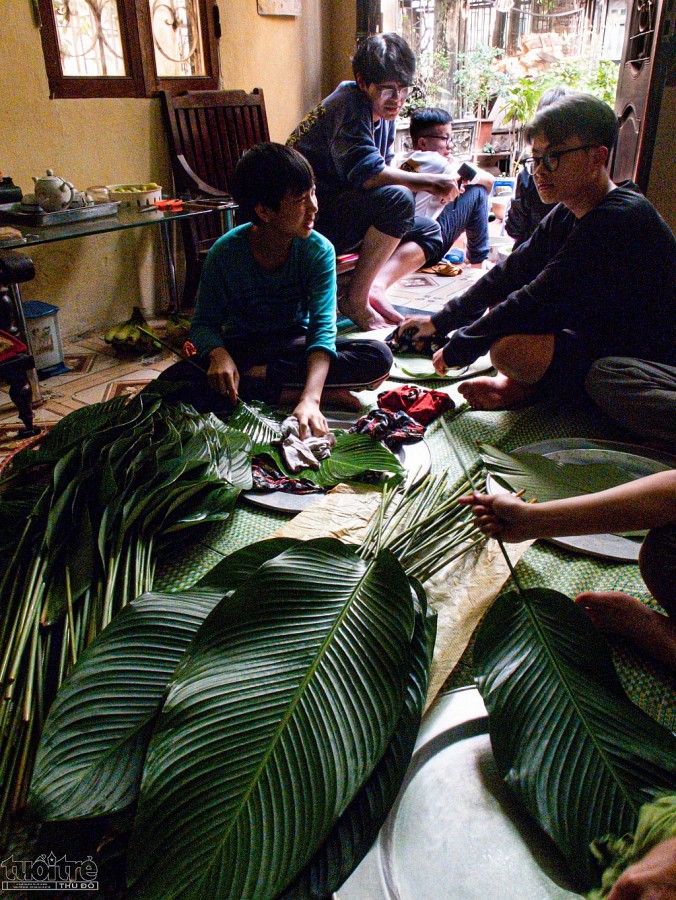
[
  {"left": 374, "top": 185, "right": 415, "bottom": 217},
  {"left": 584, "top": 356, "right": 626, "bottom": 403},
  {"left": 465, "top": 183, "right": 488, "bottom": 212},
  {"left": 366, "top": 338, "right": 394, "bottom": 378},
  {"left": 490, "top": 334, "right": 555, "bottom": 384},
  {"left": 490, "top": 336, "right": 522, "bottom": 373}
]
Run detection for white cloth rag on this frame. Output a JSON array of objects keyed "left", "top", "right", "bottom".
[{"left": 277, "top": 416, "right": 337, "bottom": 473}]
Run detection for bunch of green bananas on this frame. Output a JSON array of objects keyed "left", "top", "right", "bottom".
[{"left": 104, "top": 307, "right": 162, "bottom": 354}]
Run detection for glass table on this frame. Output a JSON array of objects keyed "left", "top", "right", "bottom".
[
  {"left": 0, "top": 201, "right": 236, "bottom": 312},
  {"left": 0, "top": 201, "right": 236, "bottom": 424}
]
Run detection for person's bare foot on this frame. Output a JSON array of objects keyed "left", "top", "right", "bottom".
[
  {"left": 363, "top": 307, "right": 392, "bottom": 330},
  {"left": 321, "top": 387, "right": 363, "bottom": 412},
  {"left": 458, "top": 374, "right": 536, "bottom": 410},
  {"left": 575, "top": 590, "right": 676, "bottom": 673},
  {"left": 367, "top": 283, "right": 404, "bottom": 325},
  {"left": 339, "top": 298, "right": 390, "bottom": 331}
]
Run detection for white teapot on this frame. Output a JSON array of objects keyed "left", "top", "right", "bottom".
[{"left": 32, "top": 169, "right": 75, "bottom": 212}]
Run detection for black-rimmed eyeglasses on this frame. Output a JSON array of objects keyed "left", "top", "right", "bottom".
[
  {"left": 523, "top": 144, "right": 599, "bottom": 174},
  {"left": 374, "top": 84, "right": 411, "bottom": 101},
  {"left": 419, "top": 133, "right": 454, "bottom": 146}
]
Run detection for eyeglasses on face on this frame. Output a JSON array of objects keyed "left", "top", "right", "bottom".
[
  {"left": 419, "top": 133, "right": 454, "bottom": 146},
  {"left": 374, "top": 83, "right": 411, "bottom": 101},
  {"left": 523, "top": 144, "right": 599, "bottom": 174}
]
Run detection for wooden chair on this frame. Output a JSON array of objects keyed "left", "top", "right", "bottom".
[
  {"left": 160, "top": 88, "right": 270, "bottom": 307},
  {"left": 161, "top": 87, "right": 358, "bottom": 307}
]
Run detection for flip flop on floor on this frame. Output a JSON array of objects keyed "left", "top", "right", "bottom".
[{"left": 418, "top": 262, "right": 463, "bottom": 277}]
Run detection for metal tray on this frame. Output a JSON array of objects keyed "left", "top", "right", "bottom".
[
  {"left": 337, "top": 687, "right": 581, "bottom": 900},
  {"left": 243, "top": 435, "right": 432, "bottom": 514},
  {"left": 0, "top": 201, "right": 120, "bottom": 226},
  {"left": 486, "top": 438, "right": 676, "bottom": 562}
]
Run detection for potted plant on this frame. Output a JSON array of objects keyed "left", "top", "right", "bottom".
[
  {"left": 453, "top": 45, "right": 510, "bottom": 150},
  {"left": 500, "top": 75, "right": 542, "bottom": 158}
]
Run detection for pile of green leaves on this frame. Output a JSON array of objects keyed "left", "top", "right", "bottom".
[
  {"left": 27, "top": 469, "right": 490, "bottom": 897},
  {"left": 474, "top": 445, "right": 676, "bottom": 887},
  {"left": 0, "top": 393, "right": 252, "bottom": 830},
  {"left": 29, "top": 540, "right": 437, "bottom": 898}
]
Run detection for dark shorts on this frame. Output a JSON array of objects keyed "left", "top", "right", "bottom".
[
  {"left": 315, "top": 185, "right": 444, "bottom": 264},
  {"left": 640, "top": 525, "right": 676, "bottom": 616},
  {"left": 537, "top": 330, "right": 599, "bottom": 401},
  {"left": 158, "top": 332, "right": 392, "bottom": 412}
]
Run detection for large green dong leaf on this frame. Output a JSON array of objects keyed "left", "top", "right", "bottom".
[
  {"left": 281, "top": 577, "right": 437, "bottom": 898},
  {"left": 127, "top": 540, "right": 416, "bottom": 899},
  {"left": 266, "top": 432, "right": 405, "bottom": 487},
  {"left": 28, "top": 591, "right": 220, "bottom": 821},
  {"left": 478, "top": 443, "right": 638, "bottom": 502},
  {"left": 227, "top": 400, "right": 282, "bottom": 452},
  {"left": 473, "top": 587, "right": 676, "bottom": 887}
]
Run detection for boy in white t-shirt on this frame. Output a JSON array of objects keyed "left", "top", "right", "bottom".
[{"left": 396, "top": 107, "right": 494, "bottom": 266}]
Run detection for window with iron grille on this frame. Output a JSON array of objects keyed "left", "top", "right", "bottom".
[{"left": 35, "top": 0, "right": 220, "bottom": 98}]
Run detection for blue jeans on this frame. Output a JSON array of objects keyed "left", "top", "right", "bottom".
[{"left": 435, "top": 184, "right": 490, "bottom": 265}]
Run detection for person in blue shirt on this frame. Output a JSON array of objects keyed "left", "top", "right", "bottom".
[
  {"left": 288, "top": 34, "right": 457, "bottom": 331},
  {"left": 160, "top": 143, "right": 392, "bottom": 437}
]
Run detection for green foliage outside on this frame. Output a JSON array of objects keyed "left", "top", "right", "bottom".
[
  {"left": 400, "top": 49, "right": 453, "bottom": 118},
  {"left": 399, "top": 40, "right": 619, "bottom": 134},
  {"left": 499, "top": 56, "right": 620, "bottom": 134},
  {"left": 453, "top": 45, "right": 510, "bottom": 119}
]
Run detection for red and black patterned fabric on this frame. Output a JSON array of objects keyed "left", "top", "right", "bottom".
[
  {"left": 349, "top": 409, "right": 425, "bottom": 450},
  {"left": 251, "top": 456, "right": 324, "bottom": 494},
  {"left": 378, "top": 383, "right": 454, "bottom": 426}
]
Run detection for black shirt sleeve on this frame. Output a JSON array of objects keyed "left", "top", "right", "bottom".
[{"left": 435, "top": 192, "right": 676, "bottom": 368}]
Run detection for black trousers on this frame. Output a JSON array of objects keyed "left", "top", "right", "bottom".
[
  {"left": 315, "top": 185, "right": 444, "bottom": 264},
  {"left": 158, "top": 332, "right": 392, "bottom": 412}
]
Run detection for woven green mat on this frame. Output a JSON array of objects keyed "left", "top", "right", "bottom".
[
  {"left": 154, "top": 505, "right": 284, "bottom": 592},
  {"left": 432, "top": 398, "right": 675, "bottom": 731},
  {"left": 154, "top": 393, "right": 674, "bottom": 730}
]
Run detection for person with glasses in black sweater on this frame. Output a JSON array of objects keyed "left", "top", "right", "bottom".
[
  {"left": 288, "top": 34, "right": 457, "bottom": 331},
  {"left": 397, "top": 92, "right": 676, "bottom": 413},
  {"left": 505, "top": 88, "right": 572, "bottom": 249}
]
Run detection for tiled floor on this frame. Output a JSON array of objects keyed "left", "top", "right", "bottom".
[{"left": 0, "top": 258, "right": 493, "bottom": 466}]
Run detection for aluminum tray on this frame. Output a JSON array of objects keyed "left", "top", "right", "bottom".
[
  {"left": 337, "top": 687, "right": 582, "bottom": 900},
  {"left": 486, "top": 438, "right": 676, "bottom": 562},
  {"left": 0, "top": 201, "right": 120, "bottom": 226}
]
